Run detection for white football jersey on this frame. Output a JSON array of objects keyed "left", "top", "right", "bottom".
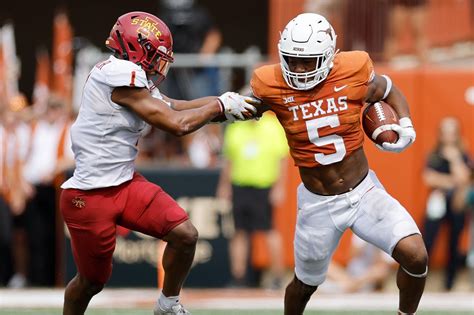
[{"left": 62, "top": 55, "right": 164, "bottom": 190}]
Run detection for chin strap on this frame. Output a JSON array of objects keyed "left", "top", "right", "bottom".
[
  {"left": 116, "top": 30, "right": 129, "bottom": 61},
  {"left": 401, "top": 265, "right": 428, "bottom": 278},
  {"left": 398, "top": 311, "right": 416, "bottom": 315}
]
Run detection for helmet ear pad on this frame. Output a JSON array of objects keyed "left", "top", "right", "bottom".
[
  {"left": 104, "top": 36, "right": 120, "bottom": 55},
  {"left": 278, "top": 13, "right": 337, "bottom": 90}
]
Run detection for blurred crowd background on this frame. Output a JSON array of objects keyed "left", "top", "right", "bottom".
[{"left": 0, "top": 0, "right": 473, "bottom": 293}]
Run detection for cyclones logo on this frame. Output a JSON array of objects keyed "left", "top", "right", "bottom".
[
  {"left": 72, "top": 196, "right": 86, "bottom": 209},
  {"left": 131, "top": 17, "right": 162, "bottom": 40}
]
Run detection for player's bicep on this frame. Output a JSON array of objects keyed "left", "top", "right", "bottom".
[
  {"left": 112, "top": 86, "right": 155, "bottom": 113},
  {"left": 365, "top": 74, "right": 387, "bottom": 103},
  {"left": 111, "top": 87, "right": 176, "bottom": 130},
  {"left": 160, "top": 93, "right": 180, "bottom": 109}
]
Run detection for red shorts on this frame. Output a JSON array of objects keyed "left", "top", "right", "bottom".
[{"left": 60, "top": 173, "right": 188, "bottom": 284}]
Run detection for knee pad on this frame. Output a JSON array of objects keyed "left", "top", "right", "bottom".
[{"left": 401, "top": 265, "right": 428, "bottom": 278}]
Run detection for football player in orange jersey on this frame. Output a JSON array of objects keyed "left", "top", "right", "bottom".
[{"left": 250, "top": 13, "right": 427, "bottom": 315}]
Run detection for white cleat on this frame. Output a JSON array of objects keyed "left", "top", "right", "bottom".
[{"left": 154, "top": 304, "right": 191, "bottom": 315}]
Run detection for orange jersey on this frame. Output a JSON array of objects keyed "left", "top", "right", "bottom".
[{"left": 251, "top": 51, "right": 374, "bottom": 168}]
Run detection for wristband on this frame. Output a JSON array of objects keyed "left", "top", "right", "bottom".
[
  {"left": 216, "top": 98, "right": 224, "bottom": 113},
  {"left": 399, "top": 117, "right": 413, "bottom": 128},
  {"left": 381, "top": 75, "right": 392, "bottom": 100}
]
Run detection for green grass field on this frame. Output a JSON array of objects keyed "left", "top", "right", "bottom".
[{"left": 1, "top": 310, "right": 472, "bottom": 315}]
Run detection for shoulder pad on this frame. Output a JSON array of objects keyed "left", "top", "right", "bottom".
[
  {"left": 333, "top": 51, "right": 374, "bottom": 86},
  {"left": 250, "top": 64, "right": 282, "bottom": 101},
  {"left": 97, "top": 56, "right": 149, "bottom": 88}
]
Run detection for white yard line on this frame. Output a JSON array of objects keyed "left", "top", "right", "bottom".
[{"left": 0, "top": 289, "right": 472, "bottom": 311}]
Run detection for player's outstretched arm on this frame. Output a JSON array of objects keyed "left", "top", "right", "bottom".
[
  {"left": 112, "top": 86, "right": 222, "bottom": 136},
  {"left": 163, "top": 95, "right": 221, "bottom": 111},
  {"left": 163, "top": 94, "right": 261, "bottom": 124},
  {"left": 162, "top": 92, "right": 263, "bottom": 115},
  {"left": 365, "top": 74, "right": 416, "bottom": 153},
  {"left": 112, "top": 87, "right": 257, "bottom": 135}
]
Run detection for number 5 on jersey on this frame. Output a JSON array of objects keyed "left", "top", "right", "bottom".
[{"left": 306, "top": 114, "right": 346, "bottom": 165}]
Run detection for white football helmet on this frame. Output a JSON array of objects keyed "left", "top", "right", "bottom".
[{"left": 278, "top": 13, "right": 337, "bottom": 90}]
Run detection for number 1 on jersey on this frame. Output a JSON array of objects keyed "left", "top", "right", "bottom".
[{"left": 305, "top": 114, "right": 347, "bottom": 165}]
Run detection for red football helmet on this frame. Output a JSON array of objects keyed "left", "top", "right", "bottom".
[{"left": 105, "top": 11, "right": 174, "bottom": 85}]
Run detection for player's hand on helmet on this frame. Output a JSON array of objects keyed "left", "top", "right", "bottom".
[
  {"left": 218, "top": 92, "right": 259, "bottom": 122},
  {"left": 378, "top": 117, "right": 416, "bottom": 153}
]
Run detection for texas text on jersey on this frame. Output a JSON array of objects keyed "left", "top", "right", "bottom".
[{"left": 251, "top": 51, "right": 374, "bottom": 167}]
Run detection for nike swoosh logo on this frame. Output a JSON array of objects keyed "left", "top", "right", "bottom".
[{"left": 334, "top": 85, "right": 348, "bottom": 92}]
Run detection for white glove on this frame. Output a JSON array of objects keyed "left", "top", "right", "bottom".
[
  {"left": 378, "top": 117, "right": 416, "bottom": 153},
  {"left": 218, "top": 92, "right": 258, "bottom": 122}
]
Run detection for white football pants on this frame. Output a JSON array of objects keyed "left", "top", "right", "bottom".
[{"left": 294, "top": 170, "right": 421, "bottom": 286}]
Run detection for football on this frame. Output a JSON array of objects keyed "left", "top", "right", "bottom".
[{"left": 362, "top": 101, "right": 399, "bottom": 145}]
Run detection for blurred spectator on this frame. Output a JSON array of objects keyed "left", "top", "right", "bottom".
[
  {"left": 0, "top": 96, "right": 31, "bottom": 288},
  {"left": 451, "top": 163, "right": 474, "bottom": 289},
  {"left": 216, "top": 112, "right": 288, "bottom": 289},
  {"left": 343, "top": 0, "right": 389, "bottom": 61},
  {"left": 384, "top": 0, "right": 429, "bottom": 63},
  {"left": 304, "top": 0, "right": 341, "bottom": 20},
  {"left": 136, "top": 126, "right": 187, "bottom": 166},
  {"left": 0, "top": 191, "right": 12, "bottom": 286},
  {"left": 0, "top": 105, "right": 14, "bottom": 286},
  {"left": 422, "top": 117, "right": 472, "bottom": 291},
  {"left": 155, "top": 0, "right": 224, "bottom": 167},
  {"left": 158, "top": 0, "right": 222, "bottom": 99},
  {"left": 183, "top": 124, "right": 222, "bottom": 168},
  {"left": 322, "top": 234, "right": 395, "bottom": 293},
  {"left": 1, "top": 94, "right": 33, "bottom": 288},
  {"left": 21, "top": 96, "right": 74, "bottom": 286}
]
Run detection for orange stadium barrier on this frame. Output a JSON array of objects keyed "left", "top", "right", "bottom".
[
  {"left": 268, "top": 0, "right": 473, "bottom": 60},
  {"left": 425, "top": 0, "right": 473, "bottom": 46},
  {"left": 252, "top": 67, "right": 474, "bottom": 269},
  {"left": 395, "top": 0, "right": 472, "bottom": 53}
]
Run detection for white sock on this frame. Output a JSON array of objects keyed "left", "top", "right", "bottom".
[
  {"left": 398, "top": 311, "right": 415, "bottom": 315},
  {"left": 158, "top": 292, "right": 180, "bottom": 310}
]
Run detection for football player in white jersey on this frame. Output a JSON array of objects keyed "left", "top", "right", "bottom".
[{"left": 60, "top": 12, "right": 256, "bottom": 315}]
